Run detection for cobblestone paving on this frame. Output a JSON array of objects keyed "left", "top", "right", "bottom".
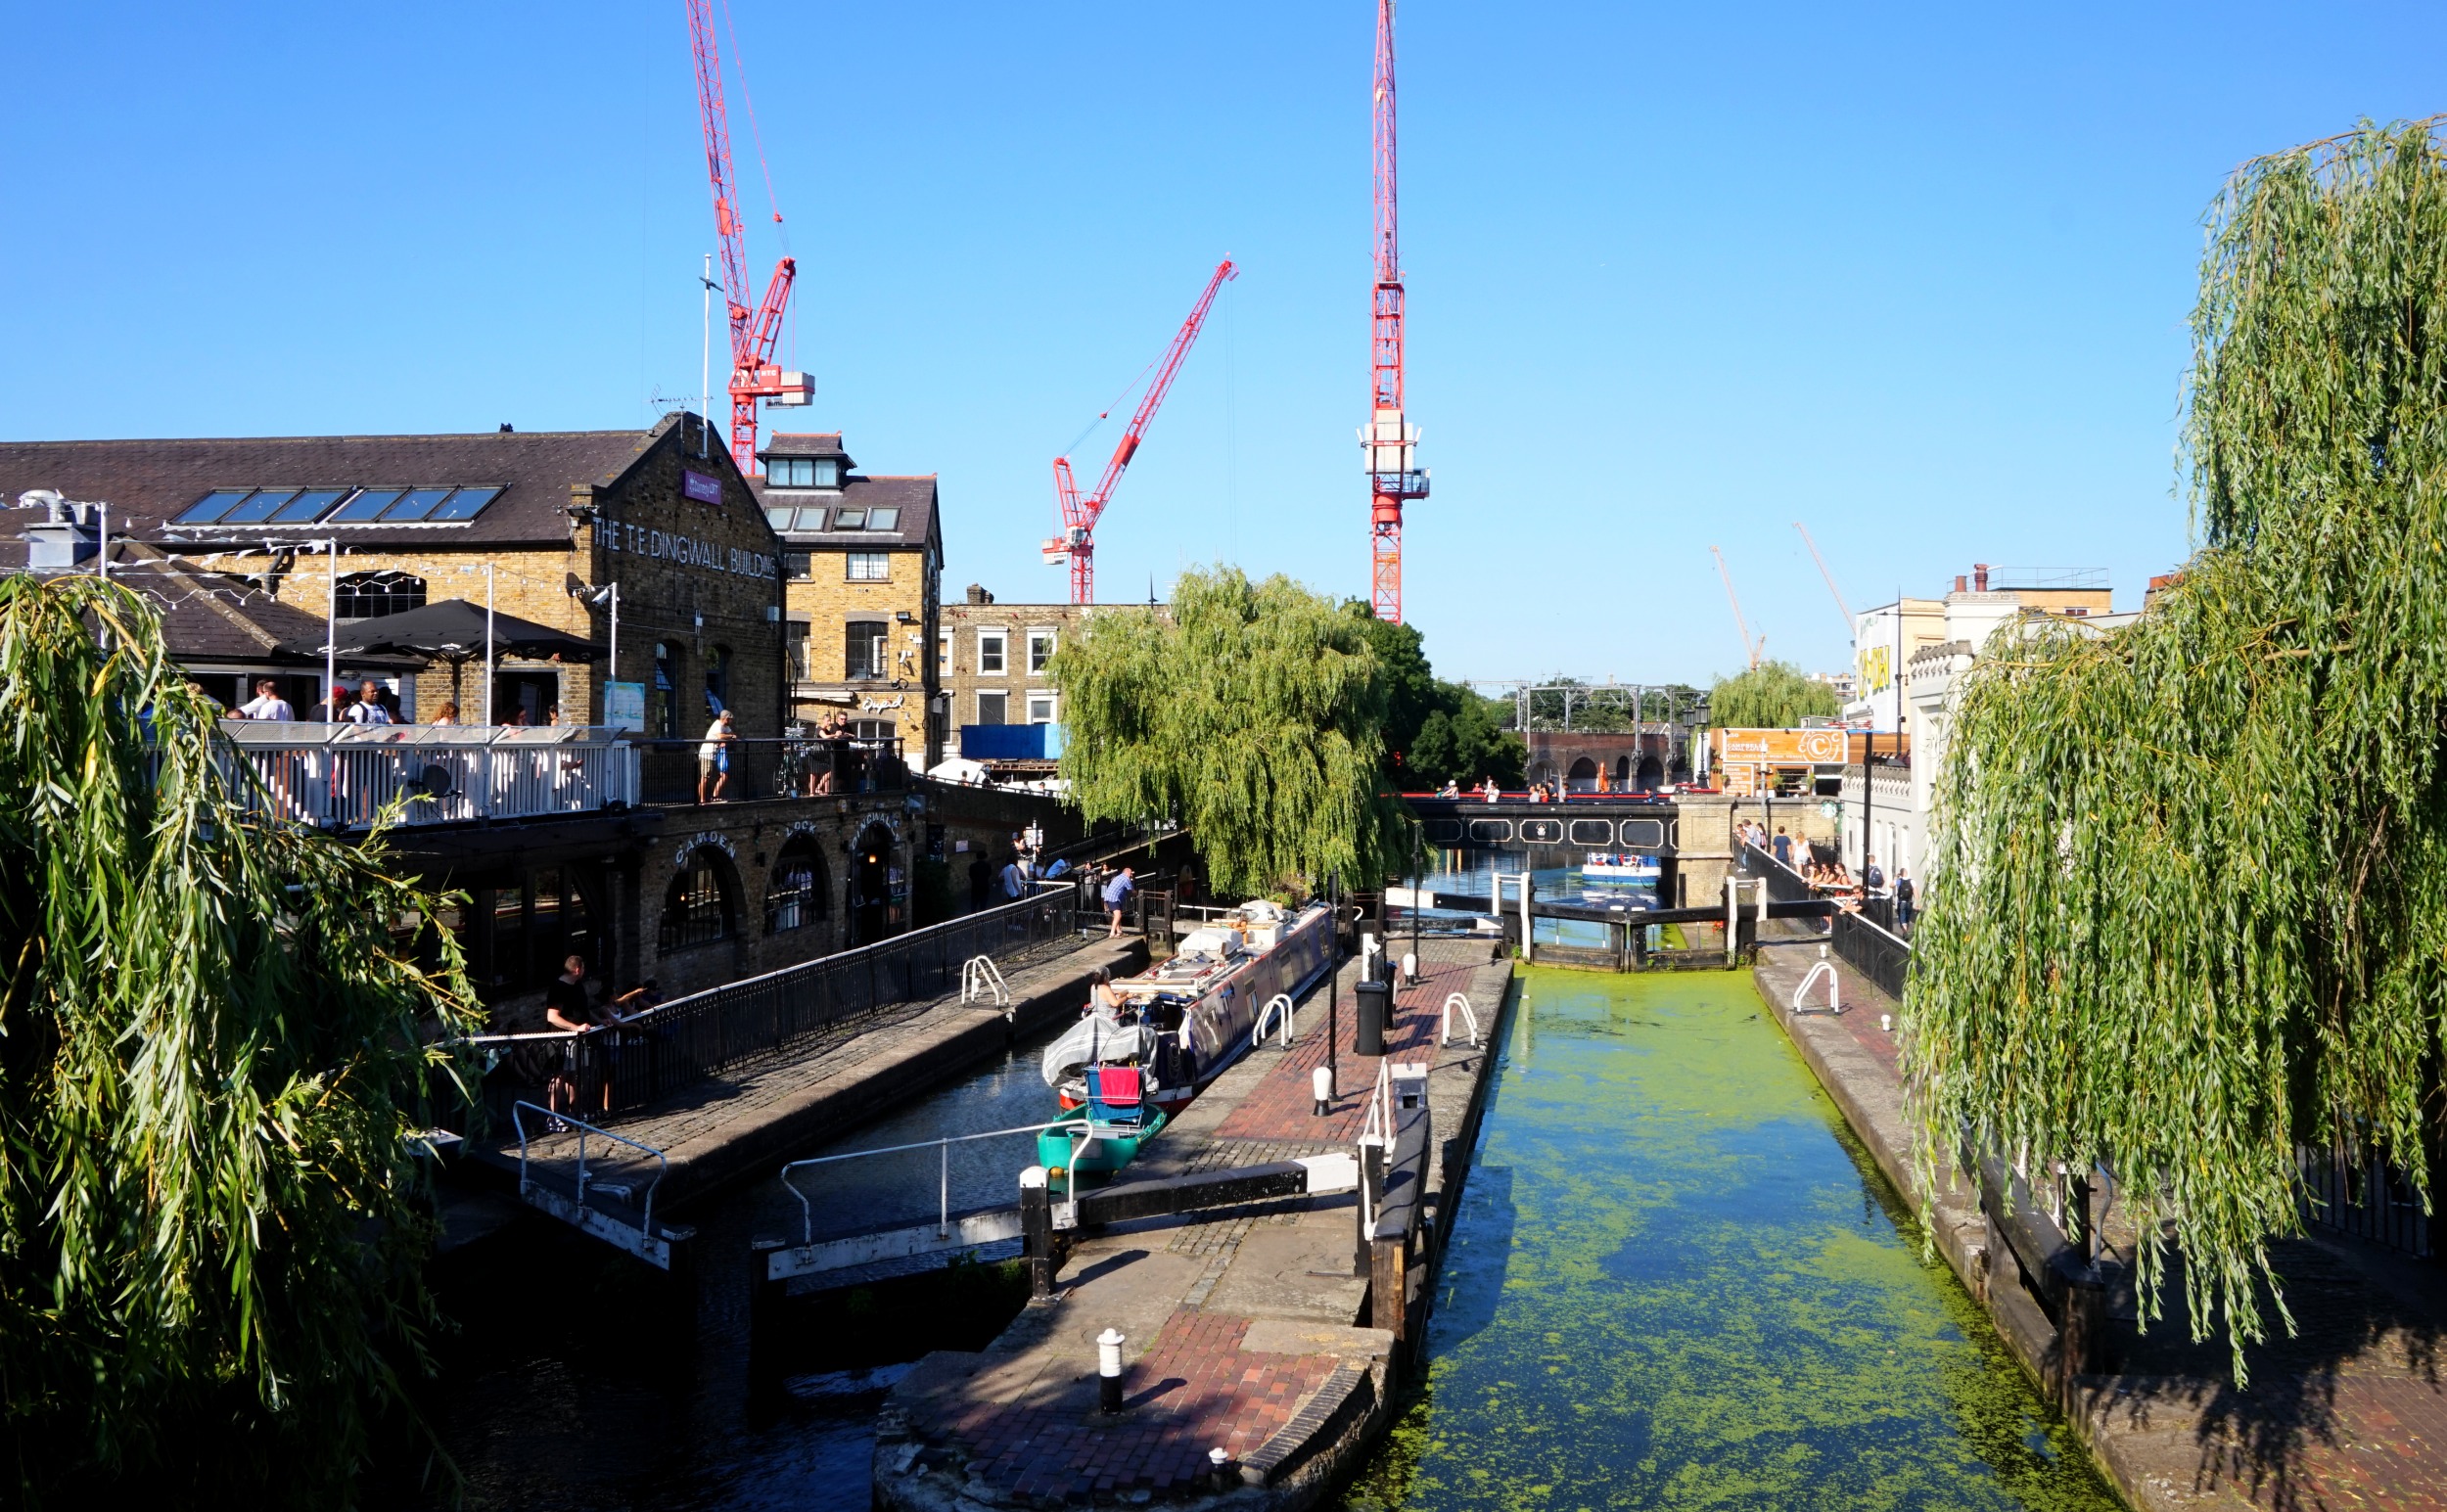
[
  {"left": 924, "top": 1311, "right": 1338, "bottom": 1502},
  {"left": 1210, "top": 951, "right": 1486, "bottom": 1145}
]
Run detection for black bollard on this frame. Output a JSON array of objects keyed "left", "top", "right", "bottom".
[{"left": 1020, "top": 1166, "right": 1055, "bottom": 1298}]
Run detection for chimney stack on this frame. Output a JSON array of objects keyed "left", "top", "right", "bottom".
[
  {"left": 1973, "top": 563, "right": 1990, "bottom": 592},
  {"left": 1954, "top": 574, "right": 1967, "bottom": 593}
]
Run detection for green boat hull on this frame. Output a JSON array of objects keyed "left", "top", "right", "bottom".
[{"left": 1038, "top": 1107, "right": 1170, "bottom": 1181}]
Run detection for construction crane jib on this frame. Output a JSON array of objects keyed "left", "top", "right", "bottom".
[
  {"left": 1044, "top": 259, "right": 1238, "bottom": 605},
  {"left": 1363, "top": 0, "right": 1428, "bottom": 624},
  {"left": 685, "top": 0, "right": 809, "bottom": 476}
]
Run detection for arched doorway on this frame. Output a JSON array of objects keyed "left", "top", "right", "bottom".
[
  {"left": 1613, "top": 756, "right": 1632, "bottom": 788},
  {"left": 1636, "top": 755, "right": 1665, "bottom": 791},
  {"left": 1567, "top": 756, "right": 1598, "bottom": 793},
  {"left": 659, "top": 845, "right": 740, "bottom": 955},
  {"left": 846, "top": 822, "right": 895, "bottom": 946}
]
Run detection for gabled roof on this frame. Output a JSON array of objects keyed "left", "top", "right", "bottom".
[
  {"left": 0, "top": 535, "right": 412, "bottom": 665},
  {"left": 752, "top": 472, "right": 938, "bottom": 551},
  {"left": 0, "top": 415, "right": 701, "bottom": 550}
]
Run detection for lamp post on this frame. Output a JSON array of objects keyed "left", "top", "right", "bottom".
[
  {"left": 323, "top": 539, "right": 340, "bottom": 723},
  {"left": 460, "top": 563, "right": 496, "bottom": 725}
]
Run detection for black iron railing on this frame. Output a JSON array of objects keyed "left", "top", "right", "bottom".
[
  {"left": 636, "top": 735, "right": 908, "bottom": 805},
  {"left": 1739, "top": 841, "right": 1911, "bottom": 1000},
  {"left": 2299, "top": 1147, "right": 2431, "bottom": 1257},
  {"left": 464, "top": 885, "right": 1076, "bottom": 1126}
]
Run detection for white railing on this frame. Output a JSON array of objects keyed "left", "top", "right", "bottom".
[{"left": 217, "top": 720, "right": 640, "bottom": 828}]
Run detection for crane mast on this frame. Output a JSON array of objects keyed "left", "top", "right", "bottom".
[
  {"left": 1710, "top": 545, "right": 1765, "bottom": 671},
  {"left": 1045, "top": 259, "right": 1238, "bottom": 604},
  {"left": 1362, "top": 0, "right": 1427, "bottom": 622},
  {"left": 1791, "top": 521, "right": 1856, "bottom": 638},
  {"left": 685, "top": 0, "right": 809, "bottom": 475}
]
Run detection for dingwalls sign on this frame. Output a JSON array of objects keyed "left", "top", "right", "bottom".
[
  {"left": 682, "top": 469, "right": 724, "bottom": 505},
  {"left": 604, "top": 517, "right": 775, "bottom": 581}
]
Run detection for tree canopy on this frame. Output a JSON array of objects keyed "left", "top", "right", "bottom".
[
  {"left": 0, "top": 574, "right": 481, "bottom": 1501},
  {"left": 1706, "top": 661, "right": 1841, "bottom": 729},
  {"left": 1908, "top": 119, "right": 2447, "bottom": 1378},
  {"left": 1054, "top": 566, "right": 1411, "bottom": 893},
  {"left": 1342, "top": 608, "right": 1525, "bottom": 790}
]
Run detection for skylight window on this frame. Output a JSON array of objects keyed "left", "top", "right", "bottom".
[
  {"left": 867, "top": 507, "right": 900, "bottom": 531},
  {"left": 380, "top": 487, "right": 454, "bottom": 522},
  {"left": 173, "top": 488, "right": 254, "bottom": 525},
  {"left": 427, "top": 485, "right": 500, "bottom": 521},
  {"left": 216, "top": 489, "right": 298, "bottom": 526},
  {"left": 832, "top": 507, "right": 866, "bottom": 530},
  {"left": 330, "top": 488, "right": 404, "bottom": 523},
  {"left": 272, "top": 488, "right": 347, "bottom": 523},
  {"left": 765, "top": 507, "right": 796, "bottom": 530},
  {"left": 795, "top": 507, "right": 828, "bottom": 530}
]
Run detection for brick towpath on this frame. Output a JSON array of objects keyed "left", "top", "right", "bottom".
[
  {"left": 1752, "top": 926, "right": 2447, "bottom": 1511},
  {"left": 876, "top": 937, "right": 1512, "bottom": 1511}
]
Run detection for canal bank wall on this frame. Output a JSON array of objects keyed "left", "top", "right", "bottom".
[
  {"left": 1751, "top": 929, "right": 2447, "bottom": 1511},
  {"left": 873, "top": 940, "right": 1515, "bottom": 1512}
]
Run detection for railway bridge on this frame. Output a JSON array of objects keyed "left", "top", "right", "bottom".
[{"left": 1405, "top": 793, "right": 1742, "bottom": 909}]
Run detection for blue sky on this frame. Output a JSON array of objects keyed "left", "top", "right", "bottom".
[{"left": 5, "top": 2, "right": 2442, "bottom": 686}]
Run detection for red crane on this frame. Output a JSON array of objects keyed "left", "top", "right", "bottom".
[
  {"left": 685, "top": 0, "right": 810, "bottom": 475},
  {"left": 1362, "top": 0, "right": 1428, "bottom": 623},
  {"left": 1045, "top": 258, "right": 1238, "bottom": 604}
]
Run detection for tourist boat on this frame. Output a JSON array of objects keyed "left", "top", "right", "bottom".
[
  {"left": 1035, "top": 897, "right": 1334, "bottom": 1182},
  {"left": 1581, "top": 851, "right": 1662, "bottom": 883}
]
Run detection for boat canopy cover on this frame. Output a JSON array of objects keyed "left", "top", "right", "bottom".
[{"left": 1040, "top": 1014, "right": 1151, "bottom": 1087}]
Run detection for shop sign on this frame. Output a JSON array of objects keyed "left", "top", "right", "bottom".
[
  {"left": 603, "top": 517, "right": 775, "bottom": 580},
  {"left": 682, "top": 469, "right": 724, "bottom": 504}
]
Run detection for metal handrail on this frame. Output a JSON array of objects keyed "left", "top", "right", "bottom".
[
  {"left": 961, "top": 954, "right": 1011, "bottom": 1018},
  {"left": 778, "top": 1117, "right": 1093, "bottom": 1245},
  {"left": 1440, "top": 991, "right": 1480, "bottom": 1047},
  {"left": 1254, "top": 992, "right": 1297, "bottom": 1049},
  {"left": 510, "top": 1099, "right": 669, "bottom": 1239}
]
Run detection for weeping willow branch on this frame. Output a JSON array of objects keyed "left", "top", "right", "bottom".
[
  {"left": 0, "top": 573, "right": 483, "bottom": 1501},
  {"left": 1907, "top": 117, "right": 2447, "bottom": 1384},
  {"left": 1052, "top": 566, "right": 1411, "bottom": 895}
]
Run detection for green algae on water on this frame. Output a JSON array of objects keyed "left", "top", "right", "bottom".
[{"left": 1339, "top": 968, "right": 2123, "bottom": 1512}]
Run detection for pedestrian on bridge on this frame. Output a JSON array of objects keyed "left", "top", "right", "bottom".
[{"left": 1103, "top": 865, "right": 1136, "bottom": 939}]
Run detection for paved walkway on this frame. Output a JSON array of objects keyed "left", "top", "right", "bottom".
[
  {"left": 877, "top": 938, "right": 1511, "bottom": 1511},
  {"left": 1752, "top": 928, "right": 2447, "bottom": 1511}
]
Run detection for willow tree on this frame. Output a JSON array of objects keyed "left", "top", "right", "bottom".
[
  {"left": 1707, "top": 660, "right": 1839, "bottom": 729},
  {"left": 1908, "top": 119, "right": 2447, "bottom": 1378},
  {"left": 1053, "top": 566, "right": 1410, "bottom": 893},
  {"left": 0, "top": 574, "right": 482, "bottom": 1501}
]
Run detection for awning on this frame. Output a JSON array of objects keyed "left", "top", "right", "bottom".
[{"left": 278, "top": 598, "right": 599, "bottom": 664}]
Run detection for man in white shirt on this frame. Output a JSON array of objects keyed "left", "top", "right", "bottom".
[
  {"left": 345, "top": 679, "right": 394, "bottom": 725},
  {"left": 237, "top": 678, "right": 294, "bottom": 721},
  {"left": 698, "top": 709, "right": 737, "bottom": 803}
]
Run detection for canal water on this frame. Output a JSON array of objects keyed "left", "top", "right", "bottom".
[
  {"left": 1340, "top": 967, "right": 2121, "bottom": 1511},
  {"left": 415, "top": 963, "right": 2118, "bottom": 1510}
]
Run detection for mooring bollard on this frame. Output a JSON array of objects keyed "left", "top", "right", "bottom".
[
  {"left": 1020, "top": 1166, "right": 1054, "bottom": 1298},
  {"left": 1209, "top": 1446, "right": 1234, "bottom": 1490},
  {"left": 1097, "top": 1327, "right": 1127, "bottom": 1414},
  {"left": 1313, "top": 1064, "right": 1334, "bottom": 1116}
]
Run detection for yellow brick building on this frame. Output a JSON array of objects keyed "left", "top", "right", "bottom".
[
  {"left": 756, "top": 432, "right": 944, "bottom": 768},
  {"left": 0, "top": 414, "right": 789, "bottom": 743}
]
